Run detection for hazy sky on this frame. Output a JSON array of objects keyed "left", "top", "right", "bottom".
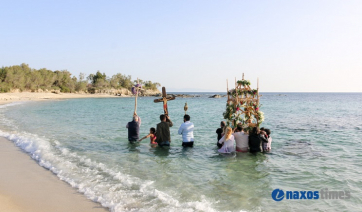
[{"left": 1, "top": 0, "right": 361, "bottom": 92}]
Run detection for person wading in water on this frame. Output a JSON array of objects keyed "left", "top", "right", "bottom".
[
  {"left": 155, "top": 114, "right": 173, "bottom": 147},
  {"left": 126, "top": 112, "right": 141, "bottom": 143}
]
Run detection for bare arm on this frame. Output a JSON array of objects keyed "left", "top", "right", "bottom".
[
  {"left": 137, "top": 116, "right": 141, "bottom": 127},
  {"left": 133, "top": 112, "right": 141, "bottom": 127},
  {"left": 139, "top": 133, "right": 151, "bottom": 141},
  {"left": 260, "top": 134, "right": 268, "bottom": 143},
  {"left": 218, "top": 135, "right": 226, "bottom": 144}
]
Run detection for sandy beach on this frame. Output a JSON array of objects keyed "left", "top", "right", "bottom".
[
  {"left": 0, "top": 92, "right": 123, "bottom": 105},
  {"left": 0, "top": 93, "right": 114, "bottom": 211}
]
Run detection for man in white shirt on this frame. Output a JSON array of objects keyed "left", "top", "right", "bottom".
[
  {"left": 233, "top": 125, "right": 249, "bottom": 152},
  {"left": 178, "top": 114, "right": 194, "bottom": 147}
]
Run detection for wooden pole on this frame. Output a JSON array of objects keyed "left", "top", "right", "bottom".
[
  {"left": 134, "top": 78, "right": 139, "bottom": 114},
  {"left": 226, "top": 79, "right": 229, "bottom": 101},
  {"left": 256, "top": 77, "right": 260, "bottom": 125},
  {"left": 235, "top": 77, "right": 238, "bottom": 105},
  {"left": 257, "top": 77, "right": 259, "bottom": 107},
  {"left": 162, "top": 87, "right": 168, "bottom": 115}
]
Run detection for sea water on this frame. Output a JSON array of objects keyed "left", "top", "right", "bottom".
[{"left": 0, "top": 93, "right": 361, "bottom": 212}]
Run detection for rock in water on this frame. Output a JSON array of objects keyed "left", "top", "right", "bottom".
[{"left": 209, "top": 95, "right": 221, "bottom": 98}]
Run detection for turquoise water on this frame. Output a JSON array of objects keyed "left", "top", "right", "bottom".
[{"left": 0, "top": 93, "right": 361, "bottom": 212}]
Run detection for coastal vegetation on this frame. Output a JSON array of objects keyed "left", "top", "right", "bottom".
[{"left": 0, "top": 63, "right": 160, "bottom": 93}]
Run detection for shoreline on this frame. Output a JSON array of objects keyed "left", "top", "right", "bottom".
[
  {"left": 0, "top": 136, "right": 109, "bottom": 212},
  {"left": 0, "top": 94, "right": 111, "bottom": 211},
  {"left": 0, "top": 92, "right": 126, "bottom": 105}
]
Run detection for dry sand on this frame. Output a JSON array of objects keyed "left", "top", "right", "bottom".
[
  {"left": 0, "top": 137, "right": 109, "bottom": 212},
  {"left": 0, "top": 92, "right": 124, "bottom": 105}
]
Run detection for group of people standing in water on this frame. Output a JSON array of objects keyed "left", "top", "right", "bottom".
[
  {"left": 127, "top": 113, "right": 194, "bottom": 147},
  {"left": 126, "top": 114, "right": 271, "bottom": 153},
  {"left": 216, "top": 121, "right": 272, "bottom": 153}
]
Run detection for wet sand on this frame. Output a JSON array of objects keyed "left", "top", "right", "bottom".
[
  {"left": 0, "top": 134, "right": 109, "bottom": 212},
  {"left": 0, "top": 92, "right": 121, "bottom": 211}
]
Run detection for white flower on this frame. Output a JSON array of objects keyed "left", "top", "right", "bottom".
[{"left": 258, "top": 111, "right": 265, "bottom": 123}]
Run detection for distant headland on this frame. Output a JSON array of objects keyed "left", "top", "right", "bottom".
[{"left": 0, "top": 63, "right": 161, "bottom": 97}]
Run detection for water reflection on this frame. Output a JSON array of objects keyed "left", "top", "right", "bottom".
[
  {"left": 151, "top": 146, "right": 170, "bottom": 157},
  {"left": 127, "top": 142, "right": 141, "bottom": 152}
]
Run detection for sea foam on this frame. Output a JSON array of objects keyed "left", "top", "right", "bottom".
[{"left": 0, "top": 130, "right": 220, "bottom": 212}]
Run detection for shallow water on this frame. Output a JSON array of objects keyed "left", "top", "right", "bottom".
[{"left": 0, "top": 93, "right": 361, "bottom": 211}]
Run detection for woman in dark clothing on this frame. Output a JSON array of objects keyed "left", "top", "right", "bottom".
[
  {"left": 248, "top": 127, "right": 268, "bottom": 153},
  {"left": 216, "top": 121, "right": 226, "bottom": 149}
]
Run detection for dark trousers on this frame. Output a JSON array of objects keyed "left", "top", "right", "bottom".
[
  {"left": 182, "top": 142, "right": 194, "bottom": 147},
  {"left": 159, "top": 141, "right": 170, "bottom": 147},
  {"left": 128, "top": 138, "right": 138, "bottom": 143}
]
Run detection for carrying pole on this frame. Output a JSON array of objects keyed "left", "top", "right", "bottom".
[{"left": 134, "top": 78, "right": 139, "bottom": 114}]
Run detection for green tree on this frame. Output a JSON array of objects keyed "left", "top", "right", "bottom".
[
  {"left": 75, "top": 73, "right": 88, "bottom": 92},
  {"left": 144, "top": 80, "right": 161, "bottom": 90},
  {"left": 108, "top": 73, "right": 133, "bottom": 89},
  {"left": 0, "top": 67, "right": 7, "bottom": 82},
  {"left": 0, "top": 64, "right": 161, "bottom": 94}
]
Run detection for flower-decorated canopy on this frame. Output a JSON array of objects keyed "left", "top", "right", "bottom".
[{"left": 223, "top": 74, "right": 264, "bottom": 129}]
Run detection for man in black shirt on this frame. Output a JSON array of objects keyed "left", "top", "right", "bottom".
[
  {"left": 126, "top": 113, "right": 141, "bottom": 143},
  {"left": 249, "top": 127, "right": 268, "bottom": 153},
  {"left": 216, "top": 121, "right": 226, "bottom": 148}
]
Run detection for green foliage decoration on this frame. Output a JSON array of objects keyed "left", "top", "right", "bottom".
[{"left": 237, "top": 80, "right": 251, "bottom": 86}]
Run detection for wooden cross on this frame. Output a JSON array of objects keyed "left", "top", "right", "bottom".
[{"left": 153, "top": 87, "right": 175, "bottom": 115}]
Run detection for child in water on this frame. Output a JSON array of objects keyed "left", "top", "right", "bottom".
[
  {"left": 139, "top": 127, "right": 157, "bottom": 145},
  {"left": 264, "top": 128, "right": 272, "bottom": 152},
  {"left": 260, "top": 127, "right": 272, "bottom": 152}
]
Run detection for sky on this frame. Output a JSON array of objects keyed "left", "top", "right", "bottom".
[{"left": 1, "top": 0, "right": 361, "bottom": 92}]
